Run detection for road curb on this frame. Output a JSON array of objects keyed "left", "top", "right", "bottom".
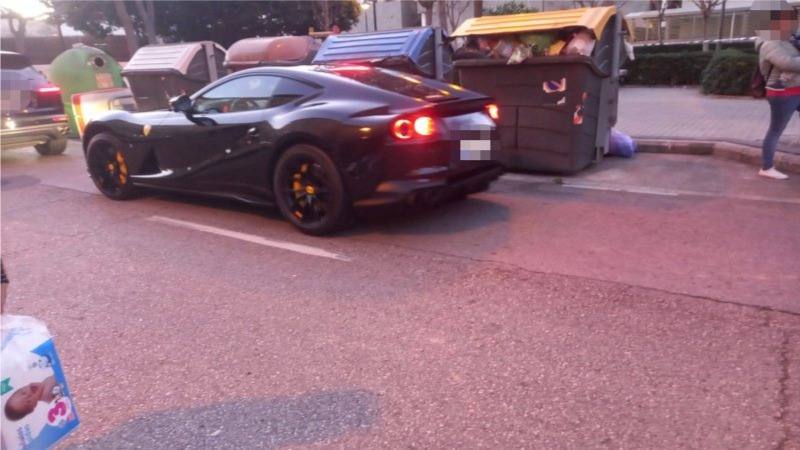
[{"left": 634, "top": 139, "right": 800, "bottom": 174}]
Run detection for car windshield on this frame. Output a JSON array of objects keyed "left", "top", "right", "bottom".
[
  {"left": 0, "top": 53, "right": 32, "bottom": 70},
  {"left": 321, "top": 66, "right": 453, "bottom": 102}
]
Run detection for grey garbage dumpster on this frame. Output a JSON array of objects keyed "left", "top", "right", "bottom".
[{"left": 455, "top": 55, "right": 611, "bottom": 174}]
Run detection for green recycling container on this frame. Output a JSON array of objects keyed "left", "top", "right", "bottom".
[{"left": 48, "top": 45, "right": 125, "bottom": 136}]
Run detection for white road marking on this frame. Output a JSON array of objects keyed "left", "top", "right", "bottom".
[
  {"left": 500, "top": 174, "right": 800, "bottom": 205},
  {"left": 566, "top": 182, "right": 680, "bottom": 197},
  {"left": 147, "top": 216, "right": 352, "bottom": 262}
]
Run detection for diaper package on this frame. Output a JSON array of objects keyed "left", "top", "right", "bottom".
[{"left": 1, "top": 315, "right": 79, "bottom": 450}]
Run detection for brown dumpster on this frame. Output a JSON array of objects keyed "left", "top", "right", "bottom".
[{"left": 225, "top": 36, "right": 319, "bottom": 72}]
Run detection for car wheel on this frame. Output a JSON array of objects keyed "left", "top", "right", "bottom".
[
  {"left": 34, "top": 137, "right": 67, "bottom": 156},
  {"left": 273, "top": 144, "right": 353, "bottom": 236},
  {"left": 86, "top": 132, "right": 139, "bottom": 200}
]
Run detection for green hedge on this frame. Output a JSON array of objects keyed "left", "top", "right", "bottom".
[
  {"left": 634, "top": 41, "right": 756, "bottom": 55},
  {"left": 625, "top": 51, "right": 713, "bottom": 85},
  {"left": 701, "top": 49, "right": 758, "bottom": 95}
]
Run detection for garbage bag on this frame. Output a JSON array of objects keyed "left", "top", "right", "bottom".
[
  {"left": 520, "top": 32, "right": 557, "bottom": 56},
  {"left": 563, "top": 29, "right": 596, "bottom": 57},
  {"left": 507, "top": 44, "right": 533, "bottom": 64},
  {"left": 608, "top": 129, "right": 636, "bottom": 158},
  {"left": 1, "top": 315, "right": 80, "bottom": 450}
]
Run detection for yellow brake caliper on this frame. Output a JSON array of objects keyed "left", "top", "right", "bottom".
[{"left": 115, "top": 151, "right": 128, "bottom": 185}]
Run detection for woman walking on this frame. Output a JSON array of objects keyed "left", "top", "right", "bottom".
[{"left": 756, "top": 1, "right": 800, "bottom": 180}]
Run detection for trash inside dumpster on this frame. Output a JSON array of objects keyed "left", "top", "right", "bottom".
[
  {"left": 451, "top": 6, "right": 632, "bottom": 173},
  {"left": 122, "top": 41, "right": 226, "bottom": 111}
]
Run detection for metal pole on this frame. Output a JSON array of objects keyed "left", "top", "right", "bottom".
[
  {"left": 434, "top": 28, "right": 443, "bottom": 80},
  {"left": 372, "top": 0, "right": 378, "bottom": 31},
  {"left": 716, "top": 0, "right": 727, "bottom": 52},
  {"left": 611, "top": 8, "right": 622, "bottom": 85}
]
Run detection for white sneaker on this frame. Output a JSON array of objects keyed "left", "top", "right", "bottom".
[{"left": 758, "top": 167, "right": 789, "bottom": 180}]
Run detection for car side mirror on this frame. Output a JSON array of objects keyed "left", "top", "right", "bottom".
[{"left": 170, "top": 95, "right": 193, "bottom": 114}]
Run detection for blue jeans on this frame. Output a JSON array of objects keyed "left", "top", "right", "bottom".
[{"left": 763, "top": 95, "right": 800, "bottom": 170}]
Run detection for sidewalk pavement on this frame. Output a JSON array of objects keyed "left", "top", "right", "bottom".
[{"left": 617, "top": 86, "right": 800, "bottom": 155}]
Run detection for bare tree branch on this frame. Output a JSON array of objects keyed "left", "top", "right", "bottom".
[
  {"left": 446, "top": 0, "right": 471, "bottom": 32},
  {"left": 1, "top": 7, "right": 29, "bottom": 53},
  {"left": 692, "top": 0, "right": 722, "bottom": 51},
  {"left": 114, "top": 0, "right": 139, "bottom": 55}
]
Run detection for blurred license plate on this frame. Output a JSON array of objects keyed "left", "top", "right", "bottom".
[{"left": 443, "top": 112, "right": 494, "bottom": 161}]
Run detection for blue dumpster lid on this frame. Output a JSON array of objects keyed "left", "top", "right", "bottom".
[{"left": 312, "top": 27, "right": 435, "bottom": 66}]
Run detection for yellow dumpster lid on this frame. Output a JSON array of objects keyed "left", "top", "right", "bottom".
[{"left": 451, "top": 6, "right": 618, "bottom": 40}]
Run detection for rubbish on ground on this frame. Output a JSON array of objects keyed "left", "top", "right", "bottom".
[
  {"left": 608, "top": 129, "right": 636, "bottom": 158},
  {"left": 1, "top": 315, "right": 80, "bottom": 450}
]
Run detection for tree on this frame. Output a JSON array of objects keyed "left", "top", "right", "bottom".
[
  {"left": 473, "top": 0, "right": 483, "bottom": 18},
  {"left": 312, "top": 0, "right": 360, "bottom": 31},
  {"left": 114, "top": 0, "right": 139, "bottom": 54},
  {"left": 648, "top": 0, "right": 681, "bottom": 44},
  {"left": 0, "top": 7, "right": 32, "bottom": 54},
  {"left": 133, "top": 0, "right": 157, "bottom": 45},
  {"left": 441, "top": 0, "right": 471, "bottom": 32},
  {"left": 417, "top": 0, "right": 434, "bottom": 27},
  {"left": 484, "top": 1, "right": 538, "bottom": 16},
  {"left": 41, "top": 0, "right": 67, "bottom": 51},
  {"left": 55, "top": 1, "right": 360, "bottom": 51},
  {"left": 153, "top": 1, "right": 359, "bottom": 48},
  {"left": 692, "top": 0, "right": 722, "bottom": 52},
  {"left": 54, "top": 0, "right": 148, "bottom": 57}
]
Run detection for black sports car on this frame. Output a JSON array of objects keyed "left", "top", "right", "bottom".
[{"left": 82, "top": 65, "right": 502, "bottom": 235}]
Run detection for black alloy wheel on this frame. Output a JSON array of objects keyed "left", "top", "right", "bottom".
[
  {"left": 273, "top": 144, "right": 352, "bottom": 235},
  {"left": 86, "top": 132, "right": 139, "bottom": 200}
]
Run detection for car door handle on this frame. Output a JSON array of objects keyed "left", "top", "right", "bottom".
[{"left": 247, "top": 127, "right": 259, "bottom": 137}]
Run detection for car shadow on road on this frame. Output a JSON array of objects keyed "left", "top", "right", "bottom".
[
  {"left": 64, "top": 389, "right": 379, "bottom": 449},
  {"left": 148, "top": 189, "right": 510, "bottom": 238},
  {"left": 349, "top": 197, "right": 510, "bottom": 237}
]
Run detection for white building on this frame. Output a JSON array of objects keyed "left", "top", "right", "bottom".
[{"left": 626, "top": 0, "right": 800, "bottom": 44}]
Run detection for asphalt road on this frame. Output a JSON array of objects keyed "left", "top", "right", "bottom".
[{"left": 1, "top": 141, "right": 798, "bottom": 449}]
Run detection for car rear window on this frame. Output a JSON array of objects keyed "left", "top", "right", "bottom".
[
  {"left": 323, "top": 66, "right": 452, "bottom": 102},
  {"left": 1, "top": 53, "right": 32, "bottom": 70}
]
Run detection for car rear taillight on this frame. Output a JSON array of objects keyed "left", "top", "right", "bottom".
[
  {"left": 486, "top": 103, "right": 499, "bottom": 121},
  {"left": 72, "top": 93, "right": 85, "bottom": 136},
  {"left": 330, "top": 65, "right": 372, "bottom": 72},
  {"left": 391, "top": 116, "right": 436, "bottom": 140},
  {"left": 413, "top": 116, "right": 435, "bottom": 136},
  {"left": 37, "top": 85, "right": 60, "bottom": 94},
  {"left": 391, "top": 119, "right": 413, "bottom": 140},
  {"left": 35, "top": 84, "right": 62, "bottom": 109}
]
